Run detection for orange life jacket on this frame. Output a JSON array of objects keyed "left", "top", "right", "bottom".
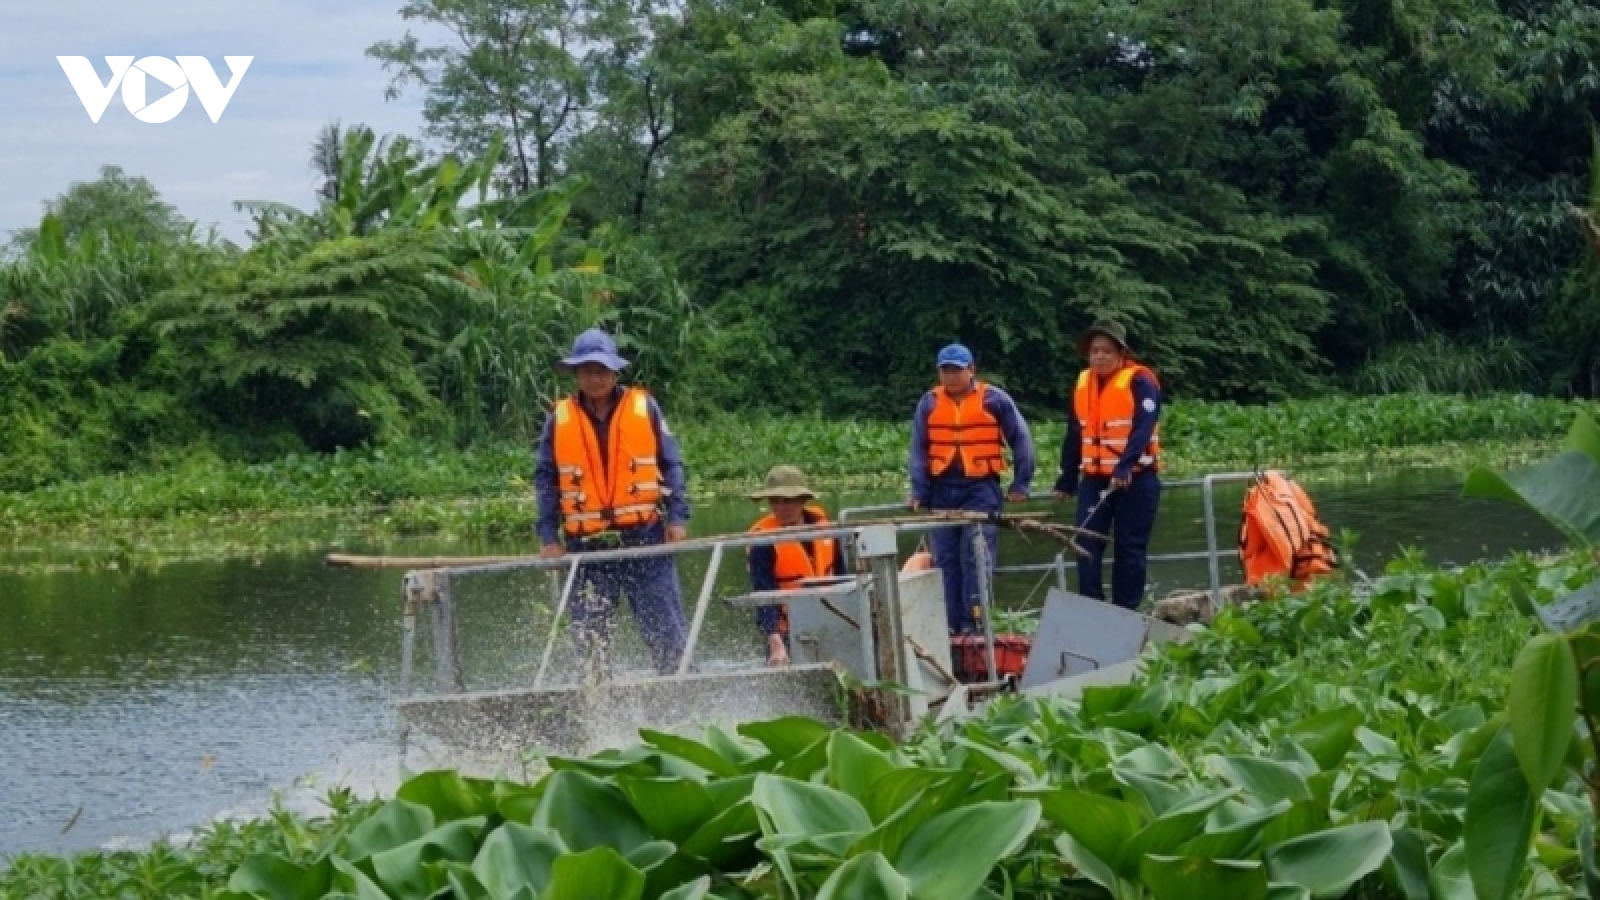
[
  {"left": 926, "top": 382, "right": 1007, "bottom": 478},
  {"left": 551, "top": 387, "right": 662, "bottom": 537},
  {"left": 1238, "top": 470, "right": 1337, "bottom": 590},
  {"left": 1073, "top": 364, "right": 1162, "bottom": 476},
  {"left": 748, "top": 506, "right": 838, "bottom": 635}
]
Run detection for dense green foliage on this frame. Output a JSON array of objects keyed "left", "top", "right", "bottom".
[
  {"left": 0, "top": 393, "right": 1583, "bottom": 535},
  {"left": 4, "top": 551, "right": 1592, "bottom": 898},
  {"left": 7, "top": 0, "right": 1600, "bottom": 485},
  {"left": 359, "top": 0, "right": 1600, "bottom": 408}
]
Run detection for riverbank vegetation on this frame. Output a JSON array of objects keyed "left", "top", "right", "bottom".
[
  {"left": 0, "top": 393, "right": 1587, "bottom": 573},
  {"left": 7, "top": 0, "right": 1600, "bottom": 499},
  {"left": 1, "top": 547, "right": 1589, "bottom": 898}
]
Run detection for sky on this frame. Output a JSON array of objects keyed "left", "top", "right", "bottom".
[{"left": 0, "top": 2, "right": 441, "bottom": 244}]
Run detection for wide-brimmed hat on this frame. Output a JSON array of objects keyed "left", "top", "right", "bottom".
[
  {"left": 748, "top": 465, "right": 816, "bottom": 501},
  {"left": 559, "top": 328, "right": 630, "bottom": 371},
  {"left": 1076, "top": 319, "right": 1131, "bottom": 357}
]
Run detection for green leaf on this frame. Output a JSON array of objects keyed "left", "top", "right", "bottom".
[
  {"left": 862, "top": 769, "right": 971, "bottom": 824},
  {"left": 1283, "top": 707, "right": 1363, "bottom": 770},
  {"left": 227, "top": 854, "right": 332, "bottom": 900},
  {"left": 370, "top": 819, "right": 485, "bottom": 900},
  {"left": 617, "top": 777, "right": 717, "bottom": 845},
  {"left": 542, "top": 847, "right": 645, "bottom": 900},
  {"left": 532, "top": 770, "right": 652, "bottom": 855},
  {"left": 442, "top": 862, "right": 490, "bottom": 900},
  {"left": 1464, "top": 727, "right": 1538, "bottom": 900},
  {"left": 470, "top": 822, "right": 564, "bottom": 900},
  {"left": 625, "top": 840, "right": 675, "bottom": 871},
  {"left": 1380, "top": 827, "right": 1431, "bottom": 900},
  {"left": 772, "top": 735, "right": 830, "bottom": 780},
  {"left": 680, "top": 800, "right": 760, "bottom": 869},
  {"left": 1179, "top": 801, "right": 1291, "bottom": 860},
  {"left": 1264, "top": 822, "right": 1392, "bottom": 899},
  {"left": 1257, "top": 801, "right": 1328, "bottom": 848},
  {"left": 1208, "top": 756, "right": 1311, "bottom": 805},
  {"left": 1057, "top": 833, "right": 1119, "bottom": 891},
  {"left": 739, "top": 717, "right": 835, "bottom": 761},
  {"left": 640, "top": 730, "right": 741, "bottom": 777},
  {"left": 658, "top": 876, "right": 713, "bottom": 900},
  {"left": 1037, "top": 790, "right": 1141, "bottom": 875},
  {"left": 1116, "top": 770, "right": 1185, "bottom": 818},
  {"left": 1119, "top": 790, "right": 1235, "bottom": 876},
  {"left": 751, "top": 773, "right": 872, "bottom": 838},
  {"left": 814, "top": 852, "right": 911, "bottom": 900},
  {"left": 344, "top": 799, "right": 435, "bottom": 861},
  {"left": 1141, "top": 856, "right": 1268, "bottom": 900},
  {"left": 1116, "top": 744, "right": 1187, "bottom": 777},
  {"left": 705, "top": 725, "right": 762, "bottom": 767},
  {"left": 894, "top": 800, "right": 1041, "bottom": 900},
  {"left": 1581, "top": 821, "right": 1600, "bottom": 900},
  {"left": 830, "top": 731, "right": 898, "bottom": 805},
  {"left": 851, "top": 772, "right": 980, "bottom": 861},
  {"left": 1566, "top": 410, "right": 1600, "bottom": 463},
  {"left": 1464, "top": 450, "right": 1600, "bottom": 547},
  {"left": 330, "top": 855, "right": 395, "bottom": 900},
  {"left": 1428, "top": 843, "right": 1474, "bottom": 900},
  {"left": 1508, "top": 634, "right": 1578, "bottom": 791},
  {"left": 395, "top": 770, "right": 491, "bottom": 823}
]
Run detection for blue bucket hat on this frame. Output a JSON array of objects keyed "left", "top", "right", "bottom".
[
  {"left": 559, "top": 328, "right": 630, "bottom": 372},
  {"left": 936, "top": 343, "right": 974, "bottom": 368}
]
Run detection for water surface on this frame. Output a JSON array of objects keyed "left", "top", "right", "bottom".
[{"left": 0, "top": 470, "right": 1558, "bottom": 854}]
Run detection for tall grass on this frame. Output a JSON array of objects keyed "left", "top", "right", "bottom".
[{"left": 1350, "top": 333, "right": 1536, "bottom": 395}]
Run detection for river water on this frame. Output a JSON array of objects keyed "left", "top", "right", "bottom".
[{"left": 0, "top": 470, "right": 1559, "bottom": 855}]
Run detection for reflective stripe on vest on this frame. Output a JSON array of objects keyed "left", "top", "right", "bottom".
[
  {"left": 926, "top": 381, "right": 1007, "bottom": 478},
  {"left": 1073, "top": 365, "right": 1162, "bottom": 477},
  {"left": 748, "top": 506, "right": 838, "bottom": 635},
  {"left": 552, "top": 388, "right": 663, "bottom": 537}
]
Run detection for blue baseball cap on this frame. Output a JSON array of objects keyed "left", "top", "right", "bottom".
[
  {"left": 936, "top": 343, "right": 974, "bottom": 368},
  {"left": 559, "top": 328, "right": 630, "bottom": 371}
]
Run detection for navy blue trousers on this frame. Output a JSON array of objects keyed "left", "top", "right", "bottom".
[
  {"left": 564, "top": 520, "right": 689, "bottom": 675},
  {"left": 928, "top": 477, "right": 1002, "bottom": 634},
  {"left": 1075, "top": 472, "right": 1162, "bottom": 610}
]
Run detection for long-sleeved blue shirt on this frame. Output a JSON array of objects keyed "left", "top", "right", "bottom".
[
  {"left": 908, "top": 382, "right": 1036, "bottom": 503},
  {"left": 748, "top": 506, "right": 847, "bottom": 636},
  {"left": 533, "top": 387, "right": 691, "bottom": 545},
  {"left": 1055, "top": 369, "right": 1161, "bottom": 495}
]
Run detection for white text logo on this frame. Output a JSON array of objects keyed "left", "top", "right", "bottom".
[{"left": 57, "top": 56, "right": 253, "bottom": 123}]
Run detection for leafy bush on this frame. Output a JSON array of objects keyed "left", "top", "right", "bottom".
[{"left": 5, "top": 551, "right": 1591, "bottom": 898}]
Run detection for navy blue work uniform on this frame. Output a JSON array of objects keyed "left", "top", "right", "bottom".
[
  {"left": 1056, "top": 371, "right": 1162, "bottom": 609},
  {"left": 909, "top": 385, "right": 1035, "bottom": 633},
  {"left": 534, "top": 388, "right": 692, "bottom": 675}
]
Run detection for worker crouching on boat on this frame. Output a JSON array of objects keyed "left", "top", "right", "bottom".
[
  {"left": 745, "top": 466, "right": 846, "bottom": 668},
  {"left": 1054, "top": 319, "right": 1163, "bottom": 610},
  {"left": 534, "top": 328, "right": 691, "bottom": 676},
  {"left": 909, "top": 343, "right": 1036, "bottom": 635}
]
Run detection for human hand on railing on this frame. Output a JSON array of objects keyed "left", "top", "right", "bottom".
[
  {"left": 908, "top": 496, "right": 923, "bottom": 512},
  {"left": 539, "top": 543, "right": 566, "bottom": 559},
  {"left": 1006, "top": 490, "right": 1027, "bottom": 504},
  {"left": 665, "top": 524, "right": 688, "bottom": 543}
]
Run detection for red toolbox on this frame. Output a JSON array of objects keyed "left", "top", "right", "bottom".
[{"left": 950, "top": 634, "right": 1032, "bottom": 683}]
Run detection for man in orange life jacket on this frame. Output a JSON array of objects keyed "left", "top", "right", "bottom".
[
  {"left": 1053, "top": 319, "right": 1162, "bottom": 610},
  {"left": 745, "top": 466, "right": 846, "bottom": 667},
  {"left": 909, "top": 344, "right": 1036, "bottom": 635},
  {"left": 534, "top": 328, "right": 691, "bottom": 676}
]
